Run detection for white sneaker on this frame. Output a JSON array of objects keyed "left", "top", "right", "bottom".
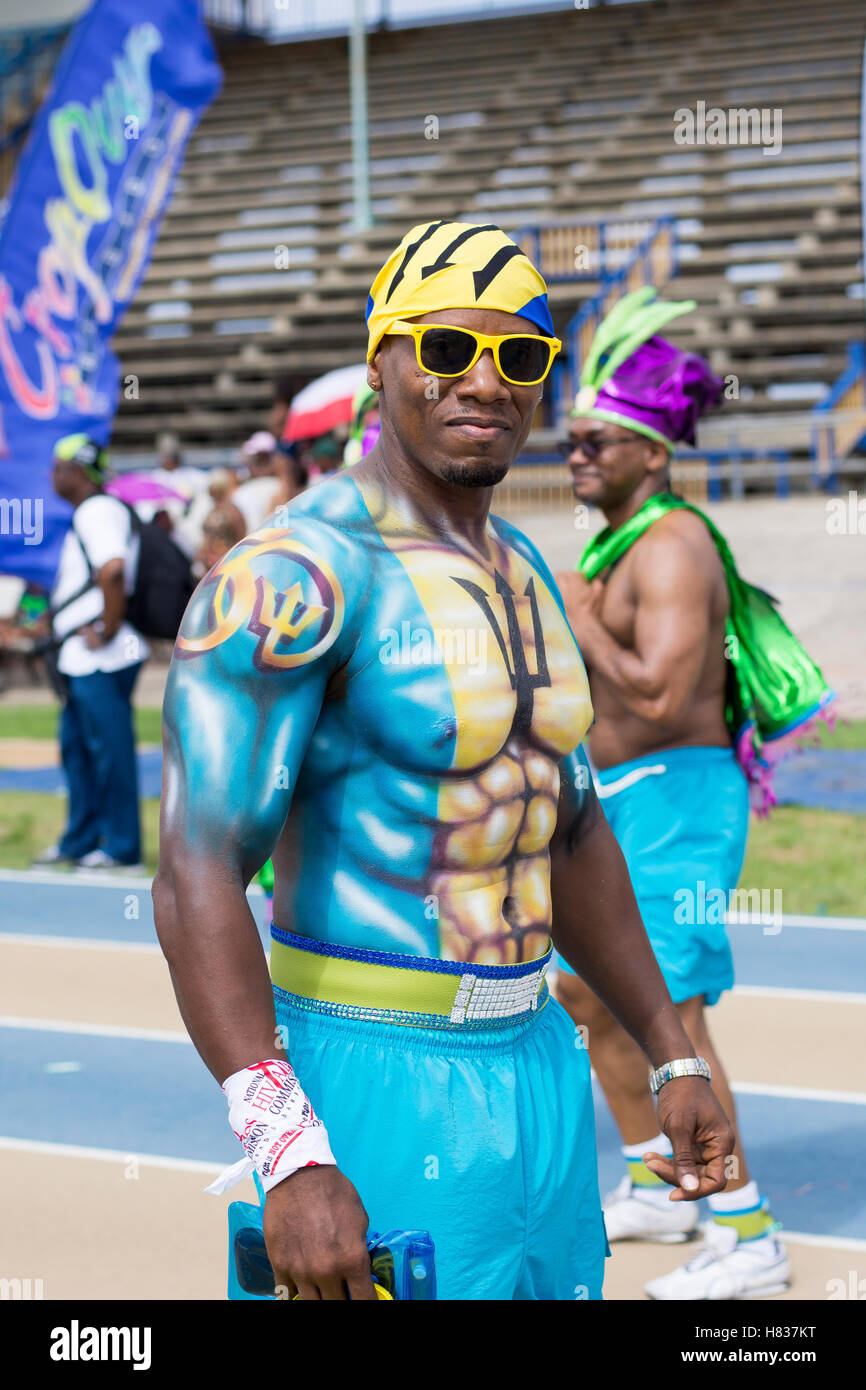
[
  {"left": 644, "top": 1221, "right": 790, "bottom": 1300},
  {"left": 603, "top": 1175, "right": 700, "bottom": 1244},
  {"left": 75, "top": 850, "right": 145, "bottom": 872},
  {"left": 31, "top": 844, "right": 75, "bottom": 867}
]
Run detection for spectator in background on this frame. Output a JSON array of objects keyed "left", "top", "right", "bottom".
[
  {"left": 171, "top": 465, "right": 233, "bottom": 559},
  {"left": 149, "top": 440, "right": 209, "bottom": 504},
  {"left": 194, "top": 493, "right": 248, "bottom": 579},
  {"left": 267, "top": 373, "right": 306, "bottom": 443},
  {"left": 296, "top": 428, "right": 348, "bottom": 487},
  {"left": 33, "top": 435, "right": 147, "bottom": 871},
  {"left": 232, "top": 431, "right": 282, "bottom": 530},
  {"left": 342, "top": 383, "right": 381, "bottom": 467},
  {"left": 0, "top": 579, "right": 49, "bottom": 693},
  {"left": 269, "top": 450, "right": 308, "bottom": 515}
]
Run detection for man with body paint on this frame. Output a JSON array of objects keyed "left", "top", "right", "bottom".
[{"left": 154, "top": 221, "right": 733, "bottom": 1301}]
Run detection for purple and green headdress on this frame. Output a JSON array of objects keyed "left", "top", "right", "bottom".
[
  {"left": 574, "top": 289, "right": 836, "bottom": 815},
  {"left": 571, "top": 287, "right": 723, "bottom": 449}
]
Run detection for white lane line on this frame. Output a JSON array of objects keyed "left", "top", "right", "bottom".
[
  {"left": 0, "top": 868, "right": 154, "bottom": 890},
  {"left": 727, "top": 913, "right": 866, "bottom": 932},
  {"left": 732, "top": 1081, "right": 866, "bottom": 1106},
  {"left": 0, "top": 867, "right": 264, "bottom": 895},
  {"left": 782, "top": 1230, "right": 866, "bottom": 1253},
  {"left": 0, "top": 1015, "right": 189, "bottom": 1044},
  {"left": 2, "top": 1015, "right": 864, "bottom": 1100},
  {"left": 0, "top": 1138, "right": 863, "bottom": 1250},
  {"left": 593, "top": 1072, "right": 865, "bottom": 1106},
  {"left": 732, "top": 985, "right": 866, "bottom": 1005},
  {"left": 0, "top": 932, "right": 161, "bottom": 954},
  {"left": 550, "top": 973, "right": 866, "bottom": 1004},
  {"left": 0, "top": 1136, "right": 222, "bottom": 1174}
]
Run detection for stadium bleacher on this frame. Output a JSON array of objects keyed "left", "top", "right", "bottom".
[
  {"left": 3, "top": 0, "right": 865, "bottom": 470},
  {"left": 119, "top": 0, "right": 863, "bottom": 462}
]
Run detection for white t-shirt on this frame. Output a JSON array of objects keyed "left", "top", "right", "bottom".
[
  {"left": 148, "top": 465, "right": 210, "bottom": 501},
  {"left": 51, "top": 494, "right": 150, "bottom": 677},
  {"left": 232, "top": 476, "right": 280, "bottom": 532},
  {"left": 170, "top": 486, "right": 218, "bottom": 559}
]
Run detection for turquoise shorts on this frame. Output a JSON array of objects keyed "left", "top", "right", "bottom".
[
  {"left": 558, "top": 746, "right": 750, "bottom": 1006},
  {"left": 274, "top": 984, "right": 607, "bottom": 1300}
]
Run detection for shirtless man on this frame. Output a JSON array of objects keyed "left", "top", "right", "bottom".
[
  {"left": 555, "top": 290, "right": 789, "bottom": 1301},
  {"left": 153, "top": 226, "right": 732, "bottom": 1301}
]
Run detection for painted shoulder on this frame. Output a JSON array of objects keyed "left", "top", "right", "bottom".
[
  {"left": 175, "top": 474, "right": 376, "bottom": 676},
  {"left": 278, "top": 469, "right": 369, "bottom": 532}
]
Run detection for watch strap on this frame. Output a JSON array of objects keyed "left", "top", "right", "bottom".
[{"left": 649, "top": 1056, "right": 712, "bottom": 1094}]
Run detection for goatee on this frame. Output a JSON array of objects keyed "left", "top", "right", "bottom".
[{"left": 440, "top": 458, "right": 509, "bottom": 488}]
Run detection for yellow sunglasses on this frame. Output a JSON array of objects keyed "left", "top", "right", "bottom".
[{"left": 387, "top": 320, "right": 562, "bottom": 386}]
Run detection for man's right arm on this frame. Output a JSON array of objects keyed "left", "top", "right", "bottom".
[
  {"left": 153, "top": 522, "right": 376, "bottom": 1299},
  {"left": 154, "top": 525, "right": 334, "bottom": 1081}
]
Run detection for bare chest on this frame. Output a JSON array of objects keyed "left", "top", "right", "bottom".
[
  {"left": 596, "top": 556, "right": 638, "bottom": 653},
  {"left": 343, "top": 539, "right": 593, "bottom": 776}
]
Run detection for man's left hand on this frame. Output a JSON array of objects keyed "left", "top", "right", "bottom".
[
  {"left": 81, "top": 624, "right": 112, "bottom": 650},
  {"left": 642, "top": 1077, "right": 734, "bottom": 1201}
]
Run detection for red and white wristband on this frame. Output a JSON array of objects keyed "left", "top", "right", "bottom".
[{"left": 205, "top": 1058, "right": 336, "bottom": 1196}]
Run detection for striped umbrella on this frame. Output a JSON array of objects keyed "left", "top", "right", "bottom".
[{"left": 282, "top": 363, "right": 369, "bottom": 444}]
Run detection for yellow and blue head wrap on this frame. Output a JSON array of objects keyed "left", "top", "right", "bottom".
[{"left": 365, "top": 219, "right": 553, "bottom": 363}]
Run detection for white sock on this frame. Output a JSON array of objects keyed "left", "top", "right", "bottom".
[
  {"left": 708, "top": 1179, "right": 760, "bottom": 1213},
  {"left": 708, "top": 1179, "right": 779, "bottom": 1247},
  {"left": 622, "top": 1133, "right": 673, "bottom": 1207},
  {"left": 622, "top": 1132, "right": 671, "bottom": 1161}
]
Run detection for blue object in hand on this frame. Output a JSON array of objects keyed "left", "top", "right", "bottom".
[{"left": 227, "top": 1181, "right": 436, "bottom": 1300}]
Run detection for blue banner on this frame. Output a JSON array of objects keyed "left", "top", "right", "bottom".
[
  {"left": 0, "top": 0, "right": 221, "bottom": 586},
  {"left": 862, "top": 36, "right": 865, "bottom": 323}
]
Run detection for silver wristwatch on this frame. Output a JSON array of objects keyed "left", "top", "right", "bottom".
[{"left": 649, "top": 1056, "right": 712, "bottom": 1095}]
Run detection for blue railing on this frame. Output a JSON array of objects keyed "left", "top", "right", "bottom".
[
  {"left": 521, "top": 215, "right": 676, "bottom": 419},
  {"left": 565, "top": 216, "right": 677, "bottom": 396},
  {"left": 510, "top": 215, "right": 678, "bottom": 427},
  {"left": 810, "top": 342, "right": 866, "bottom": 488},
  {"left": 516, "top": 217, "right": 675, "bottom": 287}
]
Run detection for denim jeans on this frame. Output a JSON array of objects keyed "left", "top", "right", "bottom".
[{"left": 58, "top": 663, "right": 143, "bottom": 864}]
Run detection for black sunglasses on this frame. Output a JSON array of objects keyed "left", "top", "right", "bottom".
[{"left": 556, "top": 433, "right": 637, "bottom": 461}]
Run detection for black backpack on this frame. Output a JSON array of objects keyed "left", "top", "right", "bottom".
[
  {"left": 121, "top": 502, "right": 195, "bottom": 639},
  {"left": 69, "top": 497, "right": 195, "bottom": 641}
]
